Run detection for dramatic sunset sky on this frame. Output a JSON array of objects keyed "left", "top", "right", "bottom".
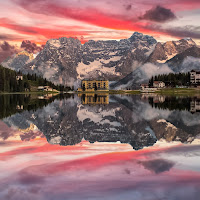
[{"left": 0, "top": 0, "right": 200, "bottom": 46}]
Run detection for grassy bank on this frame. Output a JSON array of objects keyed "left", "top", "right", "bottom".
[
  {"left": 155, "top": 88, "right": 200, "bottom": 96},
  {"left": 0, "top": 91, "right": 60, "bottom": 95}
]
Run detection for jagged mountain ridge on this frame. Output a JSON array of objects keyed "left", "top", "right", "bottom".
[
  {"left": 1, "top": 33, "right": 198, "bottom": 87},
  {"left": 27, "top": 32, "right": 157, "bottom": 84},
  {"left": 2, "top": 32, "right": 157, "bottom": 85},
  {"left": 146, "top": 38, "right": 196, "bottom": 64}
]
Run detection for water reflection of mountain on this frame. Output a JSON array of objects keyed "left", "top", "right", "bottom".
[{"left": 2, "top": 94, "right": 200, "bottom": 150}]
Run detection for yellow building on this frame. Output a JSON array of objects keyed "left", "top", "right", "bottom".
[
  {"left": 79, "top": 79, "right": 109, "bottom": 92},
  {"left": 80, "top": 93, "right": 109, "bottom": 105}
]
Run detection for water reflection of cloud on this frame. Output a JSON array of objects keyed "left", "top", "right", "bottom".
[
  {"left": 17, "top": 171, "right": 46, "bottom": 185},
  {"left": 138, "top": 101, "right": 172, "bottom": 121},
  {"left": 0, "top": 136, "right": 200, "bottom": 200},
  {"left": 139, "top": 159, "right": 175, "bottom": 174}
]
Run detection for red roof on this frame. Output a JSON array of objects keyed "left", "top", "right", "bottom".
[{"left": 153, "top": 81, "right": 164, "bottom": 84}]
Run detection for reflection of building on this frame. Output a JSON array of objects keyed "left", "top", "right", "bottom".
[
  {"left": 142, "top": 94, "right": 165, "bottom": 103},
  {"left": 78, "top": 79, "right": 109, "bottom": 92},
  {"left": 80, "top": 93, "right": 109, "bottom": 105},
  {"left": 153, "top": 81, "right": 165, "bottom": 88},
  {"left": 190, "top": 70, "right": 200, "bottom": 84},
  {"left": 153, "top": 96, "right": 165, "bottom": 103},
  {"left": 190, "top": 98, "right": 200, "bottom": 113},
  {"left": 16, "top": 105, "right": 24, "bottom": 110},
  {"left": 38, "top": 94, "right": 53, "bottom": 99}
]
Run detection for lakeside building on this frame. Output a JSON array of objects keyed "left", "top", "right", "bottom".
[
  {"left": 38, "top": 86, "right": 53, "bottom": 92},
  {"left": 140, "top": 83, "right": 149, "bottom": 90},
  {"left": 78, "top": 79, "right": 109, "bottom": 92},
  {"left": 190, "top": 70, "right": 200, "bottom": 85},
  {"left": 153, "top": 81, "right": 165, "bottom": 88}
]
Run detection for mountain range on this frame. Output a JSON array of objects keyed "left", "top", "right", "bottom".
[{"left": 1, "top": 32, "right": 200, "bottom": 88}]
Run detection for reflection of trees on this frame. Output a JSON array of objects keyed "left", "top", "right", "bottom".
[
  {"left": 148, "top": 96, "right": 192, "bottom": 111},
  {"left": 0, "top": 94, "right": 72, "bottom": 120}
]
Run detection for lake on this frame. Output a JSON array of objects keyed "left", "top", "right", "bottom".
[{"left": 0, "top": 93, "right": 200, "bottom": 200}]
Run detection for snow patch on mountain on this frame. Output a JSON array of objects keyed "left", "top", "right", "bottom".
[
  {"left": 48, "top": 39, "right": 61, "bottom": 48},
  {"left": 77, "top": 60, "right": 121, "bottom": 79},
  {"left": 157, "top": 53, "right": 177, "bottom": 63},
  {"left": 99, "top": 56, "right": 122, "bottom": 64},
  {"left": 77, "top": 104, "right": 121, "bottom": 126}
]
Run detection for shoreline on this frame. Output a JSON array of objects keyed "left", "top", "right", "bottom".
[
  {"left": 0, "top": 91, "right": 61, "bottom": 95},
  {"left": 1, "top": 88, "right": 200, "bottom": 96}
]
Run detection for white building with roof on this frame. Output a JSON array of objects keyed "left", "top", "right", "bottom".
[
  {"left": 190, "top": 70, "right": 200, "bottom": 84},
  {"left": 153, "top": 81, "right": 165, "bottom": 88}
]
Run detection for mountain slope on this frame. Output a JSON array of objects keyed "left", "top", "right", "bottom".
[
  {"left": 146, "top": 38, "right": 196, "bottom": 64},
  {"left": 111, "top": 63, "right": 173, "bottom": 89},
  {"left": 1, "top": 51, "right": 34, "bottom": 71},
  {"left": 2, "top": 32, "right": 157, "bottom": 85},
  {"left": 167, "top": 46, "right": 200, "bottom": 72},
  {"left": 112, "top": 45, "right": 200, "bottom": 90}
]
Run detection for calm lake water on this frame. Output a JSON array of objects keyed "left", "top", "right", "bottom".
[{"left": 0, "top": 93, "right": 200, "bottom": 200}]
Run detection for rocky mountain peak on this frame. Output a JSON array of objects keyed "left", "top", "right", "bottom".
[
  {"left": 129, "top": 32, "right": 157, "bottom": 45},
  {"left": 46, "top": 37, "right": 82, "bottom": 49},
  {"left": 146, "top": 38, "right": 197, "bottom": 64},
  {"left": 183, "top": 37, "right": 196, "bottom": 45}
]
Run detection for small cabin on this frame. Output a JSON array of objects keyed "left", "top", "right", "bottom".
[
  {"left": 38, "top": 86, "right": 44, "bottom": 91},
  {"left": 38, "top": 86, "right": 53, "bottom": 92},
  {"left": 44, "top": 86, "right": 53, "bottom": 91},
  {"left": 140, "top": 83, "right": 149, "bottom": 90}
]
